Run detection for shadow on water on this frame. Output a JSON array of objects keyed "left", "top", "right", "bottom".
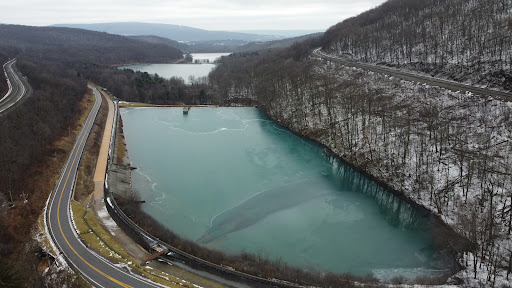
[
  {"left": 325, "top": 154, "right": 462, "bottom": 278},
  {"left": 254, "top": 110, "right": 431, "bottom": 232},
  {"left": 327, "top": 155, "right": 429, "bottom": 231}
]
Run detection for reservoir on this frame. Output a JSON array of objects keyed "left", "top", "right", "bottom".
[
  {"left": 120, "top": 107, "right": 452, "bottom": 279},
  {"left": 118, "top": 53, "right": 230, "bottom": 84}
]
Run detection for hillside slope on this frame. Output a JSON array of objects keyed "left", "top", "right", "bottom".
[
  {"left": 0, "top": 24, "right": 183, "bottom": 64},
  {"left": 127, "top": 35, "right": 190, "bottom": 52},
  {"left": 236, "top": 33, "right": 323, "bottom": 52},
  {"left": 322, "top": 0, "right": 512, "bottom": 90},
  {"left": 209, "top": 1, "right": 512, "bottom": 283}
]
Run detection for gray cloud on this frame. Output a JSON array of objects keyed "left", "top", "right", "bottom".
[{"left": 0, "top": 0, "right": 386, "bottom": 30}]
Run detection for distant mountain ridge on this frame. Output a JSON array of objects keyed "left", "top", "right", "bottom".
[
  {"left": 52, "top": 22, "right": 284, "bottom": 42},
  {"left": 231, "top": 30, "right": 324, "bottom": 37},
  {"left": 127, "top": 35, "right": 189, "bottom": 51},
  {"left": 237, "top": 32, "right": 323, "bottom": 52},
  {"left": 0, "top": 24, "right": 183, "bottom": 64}
]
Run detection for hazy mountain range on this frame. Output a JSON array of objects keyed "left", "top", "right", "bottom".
[
  {"left": 51, "top": 22, "right": 292, "bottom": 42},
  {"left": 51, "top": 22, "right": 323, "bottom": 52},
  {"left": 230, "top": 30, "right": 324, "bottom": 37}
]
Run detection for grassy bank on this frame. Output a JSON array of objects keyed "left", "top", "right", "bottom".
[
  {"left": 74, "top": 89, "right": 108, "bottom": 203},
  {"left": 68, "top": 90, "right": 232, "bottom": 288},
  {"left": 70, "top": 201, "right": 205, "bottom": 288}
]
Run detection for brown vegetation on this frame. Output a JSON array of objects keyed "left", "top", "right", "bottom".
[
  {"left": 78, "top": 65, "right": 218, "bottom": 105},
  {"left": 0, "top": 88, "right": 94, "bottom": 287},
  {"left": 210, "top": 29, "right": 512, "bottom": 284},
  {"left": 74, "top": 92, "right": 108, "bottom": 203},
  {"left": 322, "top": 0, "right": 512, "bottom": 91},
  {"left": 0, "top": 24, "right": 183, "bottom": 65},
  {"left": 116, "top": 115, "right": 127, "bottom": 165}
]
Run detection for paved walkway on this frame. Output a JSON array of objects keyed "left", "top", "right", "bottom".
[
  {"left": 88, "top": 92, "right": 231, "bottom": 287},
  {"left": 91, "top": 90, "right": 150, "bottom": 262}
]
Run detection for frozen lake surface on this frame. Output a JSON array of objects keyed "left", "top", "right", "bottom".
[
  {"left": 118, "top": 53, "right": 230, "bottom": 83},
  {"left": 121, "top": 107, "right": 452, "bottom": 279}
]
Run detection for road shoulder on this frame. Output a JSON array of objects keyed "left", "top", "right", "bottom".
[{"left": 88, "top": 88, "right": 151, "bottom": 262}]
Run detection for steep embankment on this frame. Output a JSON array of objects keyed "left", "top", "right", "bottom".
[
  {"left": 322, "top": 0, "right": 512, "bottom": 91},
  {"left": 210, "top": 37, "right": 512, "bottom": 286}
]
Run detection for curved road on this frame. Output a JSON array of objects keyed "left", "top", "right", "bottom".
[
  {"left": 47, "top": 86, "right": 163, "bottom": 288},
  {"left": 313, "top": 48, "right": 512, "bottom": 101},
  {"left": 0, "top": 59, "right": 30, "bottom": 115}
]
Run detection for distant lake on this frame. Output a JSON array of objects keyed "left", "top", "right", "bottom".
[
  {"left": 190, "top": 53, "right": 231, "bottom": 63},
  {"left": 118, "top": 53, "right": 230, "bottom": 84}
]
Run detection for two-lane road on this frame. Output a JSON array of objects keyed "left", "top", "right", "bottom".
[
  {"left": 313, "top": 48, "right": 512, "bottom": 101},
  {"left": 47, "top": 86, "right": 163, "bottom": 288},
  {"left": 0, "top": 59, "right": 30, "bottom": 115}
]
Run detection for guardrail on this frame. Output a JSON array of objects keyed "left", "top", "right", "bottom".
[
  {"left": 313, "top": 48, "right": 512, "bottom": 101},
  {"left": 103, "top": 99, "right": 303, "bottom": 288},
  {"left": 1, "top": 59, "right": 30, "bottom": 115},
  {"left": 45, "top": 87, "right": 102, "bottom": 284},
  {"left": 103, "top": 189, "right": 302, "bottom": 288}
]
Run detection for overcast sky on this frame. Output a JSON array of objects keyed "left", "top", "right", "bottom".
[{"left": 0, "top": 0, "right": 387, "bottom": 31}]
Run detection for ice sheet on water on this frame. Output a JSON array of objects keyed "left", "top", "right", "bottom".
[{"left": 372, "top": 267, "right": 451, "bottom": 281}]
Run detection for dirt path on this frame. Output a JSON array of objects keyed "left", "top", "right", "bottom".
[
  {"left": 89, "top": 90, "right": 233, "bottom": 288},
  {"left": 91, "top": 90, "right": 150, "bottom": 262}
]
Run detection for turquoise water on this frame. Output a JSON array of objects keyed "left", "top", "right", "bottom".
[{"left": 120, "top": 107, "right": 450, "bottom": 279}]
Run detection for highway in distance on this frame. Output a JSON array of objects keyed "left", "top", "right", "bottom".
[
  {"left": 313, "top": 48, "right": 512, "bottom": 101},
  {"left": 0, "top": 59, "right": 30, "bottom": 115},
  {"left": 47, "top": 86, "right": 163, "bottom": 288}
]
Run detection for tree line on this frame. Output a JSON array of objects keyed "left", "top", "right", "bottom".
[
  {"left": 322, "top": 0, "right": 512, "bottom": 91},
  {"left": 0, "top": 24, "right": 183, "bottom": 65},
  {"left": 77, "top": 63, "right": 218, "bottom": 105},
  {"left": 208, "top": 36, "right": 512, "bottom": 285},
  {"left": 0, "top": 56, "right": 87, "bottom": 287},
  {"left": 1, "top": 6, "right": 510, "bottom": 285}
]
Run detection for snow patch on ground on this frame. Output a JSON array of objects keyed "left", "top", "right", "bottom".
[
  {"left": 96, "top": 205, "right": 118, "bottom": 231},
  {"left": 37, "top": 192, "right": 68, "bottom": 270}
]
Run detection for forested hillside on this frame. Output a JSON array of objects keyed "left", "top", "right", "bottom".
[
  {"left": 0, "top": 24, "right": 189, "bottom": 287},
  {"left": 0, "top": 58, "right": 87, "bottom": 287},
  {"left": 77, "top": 64, "right": 216, "bottom": 105},
  {"left": 0, "top": 54, "right": 8, "bottom": 96},
  {"left": 128, "top": 35, "right": 190, "bottom": 52},
  {"left": 0, "top": 1, "right": 510, "bottom": 286},
  {"left": 209, "top": 27, "right": 512, "bottom": 287},
  {"left": 0, "top": 24, "right": 187, "bottom": 224},
  {"left": 0, "top": 24, "right": 183, "bottom": 64},
  {"left": 236, "top": 33, "right": 323, "bottom": 52},
  {"left": 322, "top": 0, "right": 512, "bottom": 90}
]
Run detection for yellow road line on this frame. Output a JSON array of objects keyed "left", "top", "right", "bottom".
[{"left": 56, "top": 91, "right": 135, "bottom": 288}]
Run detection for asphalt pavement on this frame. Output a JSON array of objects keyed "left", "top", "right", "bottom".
[
  {"left": 0, "top": 59, "right": 30, "bottom": 115},
  {"left": 47, "top": 86, "right": 163, "bottom": 288},
  {"left": 313, "top": 48, "right": 512, "bottom": 101}
]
